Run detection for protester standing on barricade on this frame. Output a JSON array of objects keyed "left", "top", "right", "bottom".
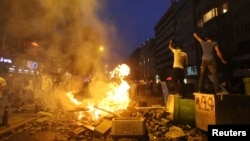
[
  {"left": 168, "top": 40, "right": 188, "bottom": 96},
  {"left": 193, "top": 32, "right": 227, "bottom": 94}
]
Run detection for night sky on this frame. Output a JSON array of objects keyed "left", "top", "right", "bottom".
[
  {"left": 0, "top": 0, "right": 171, "bottom": 70},
  {"left": 102, "top": 0, "right": 171, "bottom": 65}
]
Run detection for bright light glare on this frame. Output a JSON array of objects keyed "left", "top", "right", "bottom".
[{"left": 99, "top": 46, "right": 104, "bottom": 52}]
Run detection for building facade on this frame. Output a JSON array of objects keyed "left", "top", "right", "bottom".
[
  {"left": 126, "top": 39, "right": 156, "bottom": 82},
  {"left": 154, "top": 0, "right": 196, "bottom": 82},
  {"left": 139, "top": 39, "right": 156, "bottom": 82},
  {"left": 127, "top": 0, "right": 250, "bottom": 93}
]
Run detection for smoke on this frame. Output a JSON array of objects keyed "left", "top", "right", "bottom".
[
  {"left": 4, "top": 0, "right": 122, "bottom": 73},
  {"left": 1, "top": 0, "right": 129, "bottom": 111}
]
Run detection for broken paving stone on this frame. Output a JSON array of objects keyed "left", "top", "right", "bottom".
[
  {"left": 94, "top": 119, "right": 112, "bottom": 137},
  {"left": 69, "top": 127, "right": 86, "bottom": 137},
  {"left": 36, "top": 111, "right": 53, "bottom": 117},
  {"left": 187, "top": 128, "right": 198, "bottom": 137},
  {"left": 160, "top": 118, "right": 170, "bottom": 125},
  {"left": 159, "top": 127, "right": 167, "bottom": 133},
  {"left": 165, "top": 126, "right": 186, "bottom": 139},
  {"left": 154, "top": 131, "right": 163, "bottom": 137},
  {"left": 35, "top": 117, "right": 49, "bottom": 123}
]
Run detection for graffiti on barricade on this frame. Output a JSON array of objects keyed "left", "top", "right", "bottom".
[{"left": 195, "top": 94, "right": 214, "bottom": 111}]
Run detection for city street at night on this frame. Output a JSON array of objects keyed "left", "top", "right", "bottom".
[{"left": 1, "top": 0, "right": 250, "bottom": 140}]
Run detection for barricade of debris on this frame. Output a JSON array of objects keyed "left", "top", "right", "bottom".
[
  {"left": 129, "top": 107, "right": 207, "bottom": 141},
  {"left": 5, "top": 103, "right": 207, "bottom": 141}
]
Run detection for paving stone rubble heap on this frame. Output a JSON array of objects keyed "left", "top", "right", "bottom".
[{"left": 0, "top": 103, "right": 208, "bottom": 141}]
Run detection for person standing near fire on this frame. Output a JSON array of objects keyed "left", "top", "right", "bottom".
[
  {"left": 0, "top": 76, "right": 7, "bottom": 101},
  {"left": 193, "top": 32, "right": 227, "bottom": 94},
  {"left": 168, "top": 40, "right": 188, "bottom": 96},
  {"left": 0, "top": 71, "right": 9, "bottom": 108},
  {"left": 41, "top": 72, "right": 53, "bottom": 94}
]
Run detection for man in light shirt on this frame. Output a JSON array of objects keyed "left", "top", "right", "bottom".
[{"left": 169, "top": 40, "right": 188, "bottom": 96}]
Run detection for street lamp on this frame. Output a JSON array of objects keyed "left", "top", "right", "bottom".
[{"left": 99, "top": 46, "right": 104, "bottom": 52}]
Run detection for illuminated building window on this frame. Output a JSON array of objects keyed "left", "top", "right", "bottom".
[
  {"left": 197, "top": 8, "right": 218, "bottom": 27},
  {"left": 203, "top": 8, "right": 218, "bottom": 23}
]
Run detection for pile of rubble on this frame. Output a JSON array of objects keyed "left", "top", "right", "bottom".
[
  {"left": 3, "top": 104, "right": 208, "bottom": 141},
  {"left": 129, "top": 107, "right": 207, "bottom": 141}
]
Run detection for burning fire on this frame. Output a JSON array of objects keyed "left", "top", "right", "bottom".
[
  {"left": 67, "top": 64, "right": 131, "bottom": 122},
  {"left": 86, "top": 101, "right": 101, "bottom": 120},
  {"left": 98, "top": 64, "right": 130, "bottom": 112},
  {"left": 66, "top": 90, "right": 82, "bottom": 106}
]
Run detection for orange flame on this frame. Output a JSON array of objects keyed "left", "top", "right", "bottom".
[
  {"left": 67, "top": 64, "right": 131, "bottom": 121},
  {"left": 86, "top": 101, "right": 101, "bottom": 120},
  {"left": 66, "top": 91, "right": 82, "bottom": 106},
  {"left": 98, "top": 64, "right": 131, "bottom": 112}
]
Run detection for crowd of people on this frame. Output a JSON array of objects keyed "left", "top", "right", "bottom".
[
  {"left": 128, "top": 80, "right": 163, "bottom": 98},
  {"left": 0, "top": 70, "right": 93, "bottom": 113},
  {"left": 0, "top": 72, "right": 38, "bottom": 113}
]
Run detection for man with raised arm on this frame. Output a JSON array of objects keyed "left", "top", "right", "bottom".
[
  {"left": 168, "top": 40, "right": 188, "bottom": 96},
  {"left": 193, "top": 32, "right": 227, "bottom": 94}
]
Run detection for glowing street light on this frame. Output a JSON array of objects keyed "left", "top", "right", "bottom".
[
  {"left": 99, "top": 46, "right": 104, "bottom": 52},
  {"left": 31, "top": 41, "right": 38, "bottom": 47}
]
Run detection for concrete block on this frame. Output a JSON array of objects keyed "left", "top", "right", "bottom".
[
  {"left": 94, "top": 119, "right": 112, "bottom": 137},
  {"left": 165, "top": 126, "right": 186, "bottom": 139}
]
